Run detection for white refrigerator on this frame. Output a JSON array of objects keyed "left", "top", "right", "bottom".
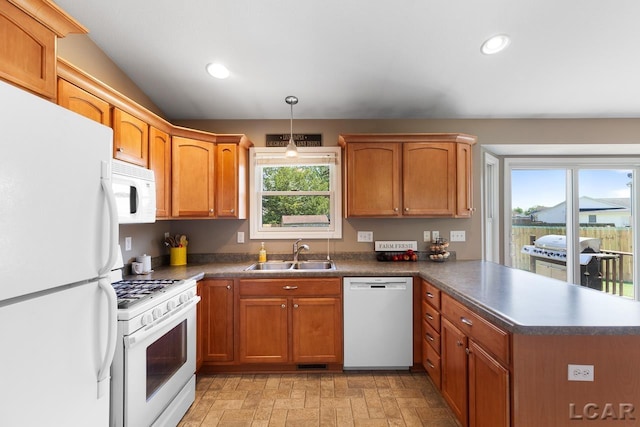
[{"left": 0, "top": 80, "right": 119, "bottom": 426}]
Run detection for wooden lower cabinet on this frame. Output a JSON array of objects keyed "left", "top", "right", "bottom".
[
  {"left": 440, "top": 296, "right": 510, "bottom": 427},
  {"left": 238, "top": 278, "right": 342, "bottom": 366},
  {"left": 441, "top": 318, "right": 469, "bottom": 426},
  {"left": 468, "top": 340, "right": 510, "bottom": 427},
  {"left": 200, "top": 279, "right": 234, "bottom": 363}
]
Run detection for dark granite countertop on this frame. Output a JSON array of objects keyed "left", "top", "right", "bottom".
[{"left": 130, "top": 259, "right": 640, "bottom": 335}]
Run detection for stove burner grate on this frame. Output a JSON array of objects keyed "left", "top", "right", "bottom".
[{"left": 112, "top": 279, "right": 182, "bottom": 309}]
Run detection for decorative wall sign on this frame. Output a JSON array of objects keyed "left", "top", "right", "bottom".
[{"left": 266, "top": 133, "right": 322, "bottom": 148}]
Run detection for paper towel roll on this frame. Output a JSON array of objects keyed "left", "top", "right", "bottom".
[{"left": 136, "top": 254, "right": 152, "bottom": 273}]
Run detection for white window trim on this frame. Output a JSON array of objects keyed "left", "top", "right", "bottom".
[
  {"left": 504, "top": 156, "right": 640, "bottom": 300},
  {"left": 249, "top": 146, "right": 342, "bottom": 240},
  {"left": 482, "top": 150, "right": 500, "bottom": 263}
]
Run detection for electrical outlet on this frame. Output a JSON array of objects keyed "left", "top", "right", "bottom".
[
  {"left": 164, "top": 232, "right": 170, "bottom": 239},
  {"left": 237, "top": 231, "right": 245, "bottom": 243},
  {"left": 357, "top": 231, "right": 373, "bottom": 242},
  {"left": 423, "top": 231, "right": 431, "bottom": 242},
  {"left": 568, "top": 364, "right": 594, "bottom": 381},
  {"left": 432, "top": 231, "right": 439, "bottom": 240},
  {"left": 125, "top": 236, "right": 132, "bottom": 251},
  {"left": 450, "top": 230, "right": 466, "bottom": 242}
]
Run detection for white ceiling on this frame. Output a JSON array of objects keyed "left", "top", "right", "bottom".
[{"left": 54, "top": 0, "right": 640, "bottom": 121}]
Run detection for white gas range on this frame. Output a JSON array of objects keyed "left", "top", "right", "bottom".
[{"left": 109, "top": 251, "right": 199, "bottom": 427}]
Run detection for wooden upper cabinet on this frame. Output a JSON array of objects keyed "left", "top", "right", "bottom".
[
  {"left": 456, "top": 142, "right": 474, "bottom": 218},
  {"left": 345, "top": 142, "right": 402, "bottom": 217},
  {"left": 215, "top": 136, "right": 250, "bottom": 219},
  {"left": 339, "top": 133, "right": 477, "bottom": 218},
  {"left": 171, "top": 136, "right": 215, "bottom": 218},
  {"left": 113, "top": 108, "right": 149, "bottom": 167},
  {"left": 57, "top": 79, "right": 111, "bottom": 125},
  {"left": 149, "top": 127, "right": 171, "bottom": 218},
  {"left": 403, "top": 142, "right": 456, "bottom": 216},
  {"left": 0, "top": 0, "right": 86, "bottom": 99}
]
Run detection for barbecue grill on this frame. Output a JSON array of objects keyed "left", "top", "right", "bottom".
[{"left": 521, "top": 234, "right": 603, "bottom": 289}]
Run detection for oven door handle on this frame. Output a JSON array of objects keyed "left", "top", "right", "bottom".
[
  {"left": 124, "top": 296, "right": 200, "bottom": 350},
  {"left": 97, "top": 276, "right": 118, "bottom": 399}
]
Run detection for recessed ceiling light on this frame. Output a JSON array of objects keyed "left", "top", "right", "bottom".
[
  {"left": 481, "top": 34, "right": 511, "bottom": 55},
  {"left": 206, "top": 63, "right": 230, "bottom": 79}
]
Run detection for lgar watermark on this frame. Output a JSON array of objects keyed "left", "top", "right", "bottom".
[{"left": 570, "top": 403, "right": 635, "bottom": 420}]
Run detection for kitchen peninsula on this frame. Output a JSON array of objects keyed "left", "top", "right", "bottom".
[{"left": 145, "top": 259, "right": 640, "bottom": 427}]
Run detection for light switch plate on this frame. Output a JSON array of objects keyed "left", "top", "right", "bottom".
[
  {"left": 124, "top": 236, "right": 132, "bottom": 251},
  {"left": 237, "top": 231, "right": 245, "bottom": 244},
  {"left": 423, "top": 231, "right": 431, "bottom": 242},
  {"left": 357, "top": 231, "right": 373, "bottom": 242}
]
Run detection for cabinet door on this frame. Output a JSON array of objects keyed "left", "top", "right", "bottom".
[
  {"left": 216, "top": 143, "right": 239, "bottom": 218},
  {"left": 0, "top": 1, "right": 56, "bottom": 98},
  {"left": 441, "top": 318, "right": 468, "bottom": 427},
  {"left": 292, "top": 297, "right": 342, "bottom": 364},
  {"left": 468, "top": 340, "right": 509, "bottom": 427},
  {"left": 149, "top": 127, "right": 171, "bottom": 218},
  {"left": 455, "top": 142, "right": 474, "bottom": 218},
  {"left": 346, "top": 142, "right": 401, "bottom": 216},
  {"left": 57, "top": 79, "right": 111, "bottom": 126},
  {"left": 171, "top": 136, "right": 215, "bottom": 217},
  {"left": 201, "top": 279, "right": 234, "bottom": 362},
  {"left": 113, "top": 108, "right": 148, "bottom": 167},
  {"left": 239, "top": 298, "right": 288, "bottom": 363},
  {"left": 403, "top": 142, "right": 456, "bottom": 216}
]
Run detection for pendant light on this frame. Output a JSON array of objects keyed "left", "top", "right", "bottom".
[{"left": 285, "top": 95, "right": 299, "bottom": 157}]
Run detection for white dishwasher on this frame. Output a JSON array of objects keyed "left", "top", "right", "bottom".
[{"left": 343, "top": 277, "right": 413, "bottom": 369}]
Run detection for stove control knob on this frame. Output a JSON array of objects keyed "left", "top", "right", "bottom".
[
  {"left": 141, "top": 313, "right": 154, "bottom": 326},
  {"left": 152, "top": 307, "right": 163, "bottom": 320},
  {"left": 179, "top": 294, "right": 189, "bottom": 304},
  {"left": 167, "top": 300, "right": 177, "bottom": 311}
]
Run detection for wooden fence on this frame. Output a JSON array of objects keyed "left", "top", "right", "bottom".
[{"left": 512, "top": 226, "right": 633, "bottom": 283}]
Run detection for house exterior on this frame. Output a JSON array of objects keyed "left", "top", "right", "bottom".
[{"left": 533, "top": 196, "right": 630, "bottom": 227}]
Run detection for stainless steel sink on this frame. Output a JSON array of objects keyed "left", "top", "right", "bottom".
[
  {"left": 244, "top": 261, "right": 294, "bottom": 271},
  {"left": 244, "top": 260, "right": 336, "bottom": 271},
  {"left": 292, "top": 260, "right": 335, "bottom": 270}
]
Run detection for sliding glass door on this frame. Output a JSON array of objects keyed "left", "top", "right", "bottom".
[{"left": 506, "top": 159, "right": 639, "bottom": 300}]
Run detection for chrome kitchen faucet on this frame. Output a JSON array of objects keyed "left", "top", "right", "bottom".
[{"left": 293, "top": 239, "right": 310, "bottom": 262}]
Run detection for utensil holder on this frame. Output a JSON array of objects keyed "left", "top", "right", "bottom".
[{"left": 170, "top": 247, "right": 187, "bottom": 266}]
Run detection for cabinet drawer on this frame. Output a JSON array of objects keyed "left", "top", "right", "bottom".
[
  {"left": 423, "top": 339, "right": 441, "bottom": 389},
  {"left": 421, "top": 279, "right": 441, "bottom": 309},
  {"left": 423, "top": 319, "right": 441, "bottom": 354},
  {"left": 441, "top": 294, "right": 510, "bottom": 365},
  {"left": 422, "top": 300, "right": 441, "bottom": 331},
  {"left": 239, "top": 278, "right": 341, "bottom": 297}
]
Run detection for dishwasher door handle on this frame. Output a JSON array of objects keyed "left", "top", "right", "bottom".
[{"left": 349, "top": 283, "right": 407, "bottom": 290}]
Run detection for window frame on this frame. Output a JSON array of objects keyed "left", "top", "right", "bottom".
[
  {"left": 503, "top": 156, "right": 640, "bottom": 300},
  {"left": 249, "top": 146, "right": 342, "bottom": 240}
]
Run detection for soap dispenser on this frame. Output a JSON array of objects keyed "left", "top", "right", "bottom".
[{"left": 258, "top": 242, "right": 267, "bottom": 263}]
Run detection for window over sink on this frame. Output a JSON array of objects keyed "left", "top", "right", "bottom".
[{"left": 249, "top": 147, "right": 342, "bottom": 239}]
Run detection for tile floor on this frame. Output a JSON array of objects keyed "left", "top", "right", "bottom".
[{"left": 178, "top": 371, "right": 460, "bottom": 427}]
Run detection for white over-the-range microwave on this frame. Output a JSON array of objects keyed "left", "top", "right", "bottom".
[{"left": 112, "top": 159, "right": 156, "bottom": 224}]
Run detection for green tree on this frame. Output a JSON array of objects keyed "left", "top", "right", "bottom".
[{"left": 262, "top": 166, "right": 330, "bottom": 225}]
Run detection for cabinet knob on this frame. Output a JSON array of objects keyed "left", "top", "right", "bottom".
[
  {"left": 456, "top": 340, "right": 463, "bottom": 347},
  {"left": 281, "top": 304, "right": 286, "bottom": 309},
  {"left": 465, "top": 347, "right": 471, "bottom": 355},
  {"left": 404, "top": 207, "right": 409, "bottom": 212},
  {"left": 117, "top": 147, "right": 124, "bottom": 152},
  {"left": 209, "top": 209, "right": 214, "bottom": 213},
  {"left": 230, "top": 208, "right": 235, "bottom": 213},
  {"left": 426, "top": 333, "right": 434, "bottom": 342},
  {"left": 294, "top": 304, "right": 299, "bottom": 309},
  {"left": 226, "top": 285, "right": 231, "bottom": 290},
  {"left": 426, "top": 313, "right": 434, "bottom": 320},
  {"left": 426, "top": 359, "right": 435, "bottom": 369},
  {"left": 394, "top": 208, "right": 399, "bottom": 212}
]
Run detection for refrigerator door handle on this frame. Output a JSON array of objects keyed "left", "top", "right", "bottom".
[
  {"left": 97, "top": 277, "right": 118, "bottom": 399},
  {"left": 99, "top": 160, "right": 119, "bottom": 276}
]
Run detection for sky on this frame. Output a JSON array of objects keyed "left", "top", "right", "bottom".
[{"left": 511, "top": 169, "right": 632, "bottom": 210}]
